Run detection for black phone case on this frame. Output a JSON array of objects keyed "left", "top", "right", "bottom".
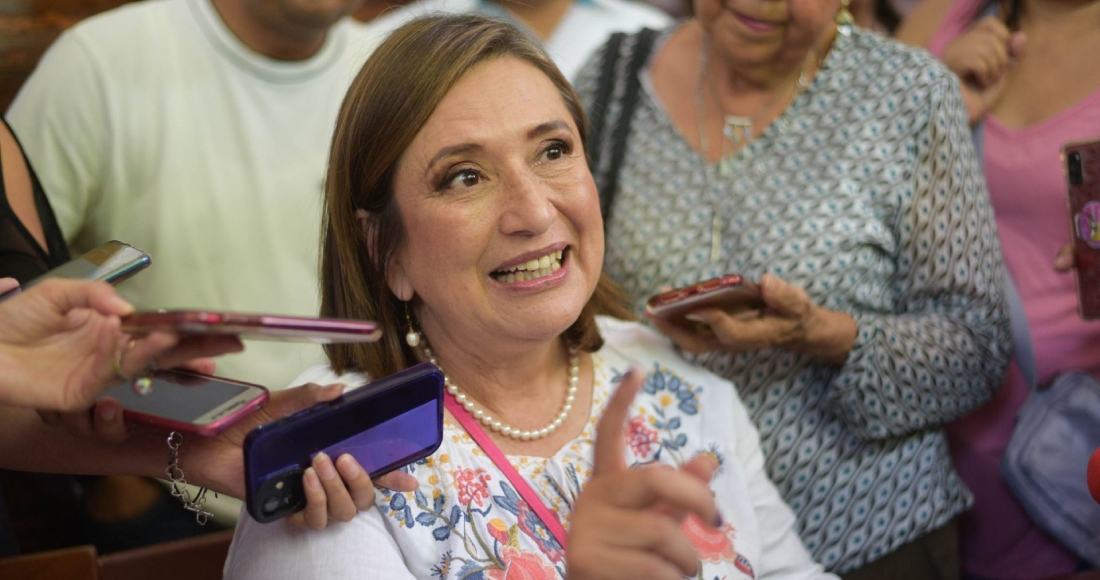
[{"left": 243, "top": 363, "right": 444, "bottom": 523}]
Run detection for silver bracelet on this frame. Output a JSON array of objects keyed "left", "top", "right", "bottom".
[{"left": 165, "top": 431, "right": 214, "bottom": 525}]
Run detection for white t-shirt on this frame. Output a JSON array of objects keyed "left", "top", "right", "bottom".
[
  {"left": 6, "top": 0, "right": 380, "bottom": 390},
  {"left": 364, "top": 0, "right": 672, "bottom": 80},
  {"left": 224, "top": 317, "right": 835, "bottom": 580}
]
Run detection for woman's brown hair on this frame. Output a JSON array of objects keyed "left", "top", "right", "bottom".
[{"left": 320, "top": 14, "right": 631, "bottom": 379}]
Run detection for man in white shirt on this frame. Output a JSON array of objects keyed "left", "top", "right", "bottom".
[
  {"left": 5, "top": 0, "right": 379, "bottom": 544},
  {"left": 7, "top": 0, "right": 378, "bottom": 393}
]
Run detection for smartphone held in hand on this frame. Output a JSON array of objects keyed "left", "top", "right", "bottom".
[
  {"left": 0, "top": 240, "right": 151, "bottom": 301},
  {"left": 98, "top": 369, "right": 268, "bottom": 437},
  {"left": 243, "top": 363, "right": 445, "bottom": 523},
  {"left": 121, "top": 310, "right": 382, "bottom": 344},
  {"left": 1063, "top": 138, "right": 1100, "bottom": 319},
  {"left": 645, "top": 274, "right": 764, "bottom": 326}
]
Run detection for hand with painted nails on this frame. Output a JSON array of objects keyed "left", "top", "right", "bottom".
[
  {"left": 566, "top": 369, "right": 720, "bottom": 580},
  {"left": 0, "top": 277, "right": 242, "bottom": 413},
  {"left": 646, "top": 273, "right": 858, "bottom": 365}
]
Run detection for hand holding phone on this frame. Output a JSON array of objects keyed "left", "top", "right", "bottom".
[
  {"left": 243, "top": 363, "right": 444, "bottom": 523},
  {"left": 1063, "top": 138, "right": 1100, "bottom": 319},
  {"left": 645, "top": 275, "right": 764, "bottom": 328},
  {"left": 121, "top": 310, "right": 382, "bottom": 344},
  {"left": 97, "top": 369, "right": 268, "bottom": 437}
]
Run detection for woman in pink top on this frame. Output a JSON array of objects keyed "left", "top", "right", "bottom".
[{"left": 898, "top": 0, "right": 1100, "bottom": 577}]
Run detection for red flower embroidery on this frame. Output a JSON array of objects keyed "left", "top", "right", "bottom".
[
  {"left": 487, "top": 518, "right": 510, "bottom": 546},
  {"left": 488, "top": 546, "right": 556, "bottom": 580},
  {"left": 681, "top": 513, "right": 737, "bottom": 563},
  {"left": 453, "top": 467, "right": 492, "bottom": 507},
  {"left": 625, "top": 415, "right": 660, "bottom": 457}
]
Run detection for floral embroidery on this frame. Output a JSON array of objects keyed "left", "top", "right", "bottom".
[
  {"left": 626, "top": 415, "right": 660, "bottom": 456},
  {"left": 487, "top": 546, "right": 557, "bottom": 580},
  {"left": 454, "top": 467, "right": 492, "bottom": 507},
  {"left": 682, "top": 513, "right": 738, "bottom": 564},
  {"left": 374, "top": 351, "right": 755, "bottom": 580},
  {"left": 612, "top": 363, "right": 705, "bottom": 465}
]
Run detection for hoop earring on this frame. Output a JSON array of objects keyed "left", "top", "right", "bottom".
[
  {"left": 404, "top": 302, "right": 421, "bottom": 348},
  {"left": 836, "top": 0, "right": 854, "bottom": 35}
]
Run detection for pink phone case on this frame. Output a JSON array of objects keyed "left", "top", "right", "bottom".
[
  {"left": 121, "top": 310, "right": 382, "bottom": 344},
  {"left": 645, "top": 274, "right": 763, "bottom": 323},
  {"left": 100, "top": 370, "right": 269, "bottom": 437},
  {"left": 1064, "top": 139, "right": 1100, "bottom": 320}
]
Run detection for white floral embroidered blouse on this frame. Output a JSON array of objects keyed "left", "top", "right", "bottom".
[{"left": 224, "top": 317, "right": 836, "bottom": 580}]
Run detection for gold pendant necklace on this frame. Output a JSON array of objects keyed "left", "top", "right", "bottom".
[{"left": 695, "top": 36, "right": 816, "bottom": 264}]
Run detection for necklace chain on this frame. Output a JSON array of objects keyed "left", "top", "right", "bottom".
[
  {"left": 420, "top": 344, "right": 580, "bottom": 441},
  {"left": 695, "top": 35, "right": 817, "bottom": 264}
]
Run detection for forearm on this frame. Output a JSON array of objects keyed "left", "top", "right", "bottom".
[{"left": 0, "top": 405, "right": 165, "bottom": 479}]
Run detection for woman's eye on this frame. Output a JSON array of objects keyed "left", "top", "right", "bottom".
[
  {"left": 444, "top": 169, "right": 481, "bottom": 190},
  {"left": 540, "top": 140, "right": 571, "bottom": 162}
]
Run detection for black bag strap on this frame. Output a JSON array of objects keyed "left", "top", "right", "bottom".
[{"left": 587, "top": 28, "right": 661, "bottom": 227}]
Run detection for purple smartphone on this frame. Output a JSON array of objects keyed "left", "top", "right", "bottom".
[
  {"left": 97, "top": 369, "right": 268, "bottom": 437},
  {"left": 243, "top": 363, "right": 444, "bottom": 523}
]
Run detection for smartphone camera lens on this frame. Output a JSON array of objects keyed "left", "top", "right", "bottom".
[
  {"left": 263, "top": 496, "right": 280, "bottom": 514},
  {"left": 1069, "top": 151, "right": 1085, "bottom": 186}
]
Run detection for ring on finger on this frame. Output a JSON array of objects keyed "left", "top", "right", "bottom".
[{"left": 113, "top": 351, "right": 131, "bottom": 383}]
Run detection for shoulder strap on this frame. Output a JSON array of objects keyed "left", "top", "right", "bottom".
[
  {"left": 586, "top": 32, "right": 625, "bottom": 185},
  {"left": 444, "top": 393, "right": 569, "bottom": 550},
  {"left": 587, "top": 28, "right": 661, "bottom": 228}
]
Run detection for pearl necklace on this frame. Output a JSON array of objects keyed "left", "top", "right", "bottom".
[{"left": 421, "top": 344, "right": 580, "bottom": 441}]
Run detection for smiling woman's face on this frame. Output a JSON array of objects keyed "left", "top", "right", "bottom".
[
  {"left": 696, "top": 0, "right": 838, "bottom": 69},
  {"left": 385, "top": 56, "right": 603, "bottom": 353}
]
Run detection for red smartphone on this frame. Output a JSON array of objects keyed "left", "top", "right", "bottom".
[
  {"left": 645, "top": 274, "right": 764, "bottom": 326},
  {"left": 121, "top": 310, "right": 382, "bottom": 344},
  {"left": 1063, "top": 138, "right": 1100, "bottom": 320},
  {"left": 97, "top": 369, "right": 268, "bottom": 437},
  {"left": 243, "top": 363, "right": 444, "bottom": 522}
]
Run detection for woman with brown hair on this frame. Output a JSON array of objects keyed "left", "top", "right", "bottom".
[{"left": 224, "top": 14, "right": 835, "bottom": 580}]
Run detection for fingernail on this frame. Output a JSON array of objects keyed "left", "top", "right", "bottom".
[
  {"left": 304, "top": 468, "right": 321, "bottom": 491},
  {"left": 110, "top": 295, "right": 135, "bottom": 314},
  {"left": 337, "top": 454, "right": 360, "bottom": 477},
  {"left": 684, "top": 314, "right": 706, "bottom": 323},
  {"left": 99, "top": 406, "right": 117, "bottom": 421},
  {"left": 315, "top": 453, "right": 337, "bottom": 480}
]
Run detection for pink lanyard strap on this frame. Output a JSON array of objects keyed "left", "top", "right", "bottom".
[{"left": 444, "top": 393, "right": 569, "bottom": 550}]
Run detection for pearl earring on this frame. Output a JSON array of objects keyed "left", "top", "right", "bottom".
[{"left": 405, "top": 303, "right": 421, "bottom": 347}]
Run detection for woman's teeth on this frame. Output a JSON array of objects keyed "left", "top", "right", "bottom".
[{"left": 494, "top": 250, "right": 564, "bottom": 283}]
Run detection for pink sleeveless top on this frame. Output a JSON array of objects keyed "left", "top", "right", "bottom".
[{"left": 932, "top": 2, "right": 1100, "bottom": 576}]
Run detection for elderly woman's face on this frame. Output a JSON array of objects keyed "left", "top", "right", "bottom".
[
  {"left": 387, "top": 57, "right": 603, "bottom": 348},
  {"left": 696, "top": 0, "right": 838, "bottom": 67}
]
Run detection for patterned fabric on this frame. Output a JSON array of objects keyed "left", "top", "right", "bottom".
[
  {"left": 224, "top": 318, "right": 835, "bottom": 580},
  {"left": 574, "top": 26, "right": 1011, "bottom": 573}
]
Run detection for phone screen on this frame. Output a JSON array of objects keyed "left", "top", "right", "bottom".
[
  {"left": 313, "top": 400, "right": 440, "bottom": 477},
  {"left": 99, "top": 371, "right": 260, "bottom": 424}
]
